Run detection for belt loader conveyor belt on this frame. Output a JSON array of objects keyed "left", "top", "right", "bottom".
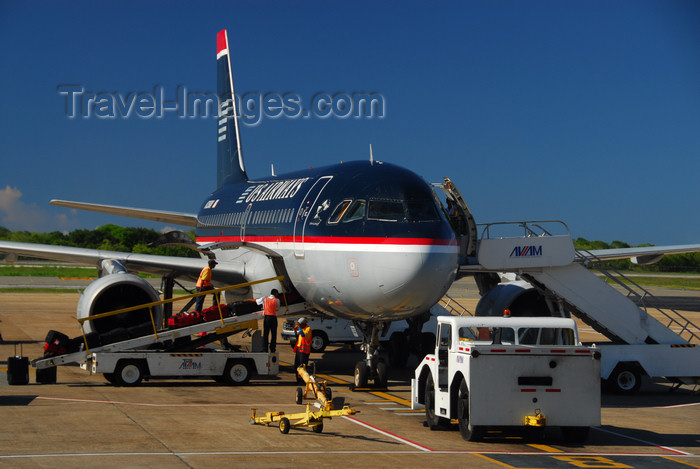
[{"left": 32, "top": 302, "right": 308, "bottom": 370}]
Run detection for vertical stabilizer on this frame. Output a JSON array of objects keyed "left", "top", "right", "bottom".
[{"left": 217, "top": 29, "right": 247, "bottom": 188}]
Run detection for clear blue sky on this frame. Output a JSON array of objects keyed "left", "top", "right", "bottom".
[{"left": 1, "top": 0, "right": 699, "bottom": 245}]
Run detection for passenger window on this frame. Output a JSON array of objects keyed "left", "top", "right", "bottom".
[
  {"left": 367, "top": 200, "right": 405, "bottom": 222},
  {"left": 343, "top": 199, "right": 366, "bottom": 223},
  {"left": 327, "top": 200, "right": 352, "bottom": 225}
]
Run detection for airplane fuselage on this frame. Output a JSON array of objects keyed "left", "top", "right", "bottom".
[{"left": 196, "top": 160, "right": 459, "bottom": 321}]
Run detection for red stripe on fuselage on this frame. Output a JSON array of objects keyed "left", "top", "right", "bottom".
[{"left": 196, "top": 235, "right": 458, "bottom": 246}]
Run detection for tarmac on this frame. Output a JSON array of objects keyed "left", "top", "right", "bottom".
[{"left": 0, "top": 277, "right": 698, "bottom": 468}]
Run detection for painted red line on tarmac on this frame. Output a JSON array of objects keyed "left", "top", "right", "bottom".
[
  {"left": 343, "top": 415, "right": 434, "bottom": 452},
  {"left": 35, "top": 396, "right": 294, "bottom": 407}
]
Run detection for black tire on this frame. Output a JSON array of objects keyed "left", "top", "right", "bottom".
[
  {"left": 324, "top": 386, "right": 332, "bottom": 401},
  {"left": 375, "top": 360, "right": 388, "bottom": 388},
  {"left": 114, "top": 360, "right": 145, "bottom": 387},
  {"left": 425, "top": 373, "right": 448, "bottom": 430},
  {"left": 310, "top": 331, "right": 329, "bottom": 353},
  {"left": 608, "top": 364, "right": 642, "bottom": 395},
  {"left": 296, "top": 386, "right": 304, "bottom": 405},
  {"left": 354, "top": 361, "right": 368, "bottom": 388},
  {"left": 279, "top": 417, "right": 291, "bottom": 434},
  {"left": 223, "top": 359, "right": 251, "bottom": 385},
  {"left": 388, "top": 332, "right": 409, "bottom": 368},
  {"left": 36, "top": 366, "right": 57, "bottom": 384},
  {"left": 312, "top": 421, "right": 324, "bottom": 433},
  {"left": 561, "top": 426, "right": 590, "bottom": 443},
  {"left": 104, "top": 372, "right": 117, "bottom": 384},
  {"left": 457, "top": 378, "right": 483, "bottom": 441}
]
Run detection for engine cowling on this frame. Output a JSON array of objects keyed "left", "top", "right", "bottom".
[
  {"left": 475, "top": 280, "right": 551, "bottom": 317},
  {"left": 77, "top": 273, "right": 163, "bottom": 335}
]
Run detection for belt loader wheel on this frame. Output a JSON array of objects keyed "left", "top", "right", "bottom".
[
  {"left": 457, "top": 377, "right": 483, "bottom": 441},
  {"left": 223, "top": 359, "right": 251, "bottom": 385},
  {"left": 114, "top": 360, "right": 145, "bottom": 387},
  {"left": 279, "top": 417, "right": 291, "bottom": 434}
]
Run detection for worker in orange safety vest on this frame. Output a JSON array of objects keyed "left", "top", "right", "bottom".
[
  {"left": 195, "top": 259, "right": 217, "bottom": 313},
  {"left": 256, "top": 288, "right": 280, "bottom": 352},
  {"left": 293, "top": 317, "right": 312, "bottom": 383}
]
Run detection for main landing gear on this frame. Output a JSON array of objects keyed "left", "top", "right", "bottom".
[{"left": 353, "top": 321, "right": 388, "bottom": 389}]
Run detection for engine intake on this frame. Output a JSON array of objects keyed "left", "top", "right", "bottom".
[{"left": 77, "top": 274, "right": 163, "bottom": 335}]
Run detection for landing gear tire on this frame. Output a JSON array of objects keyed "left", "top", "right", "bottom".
[
  {"left": 425, "top": 373, "right": 449, "bottom": 430},
  {"left": 354, "top": 362, "right": 368, "bottom": 388},
  {"left": 457, "top": 378, "right": 483, "bottom": 441},
  {"left": 114, "top": 360, "right": 145, "bottom": 387},
  {"left": 374, "top": 361, "right": 388, "bottom": 388},
  {"left": 310, "top": 331, "right": 328, "bottom": 353},
  {"left": 279, "top": 417, "right": 291, "bottom": 434},
  {"left": 388, "top": 332, "right": 409, "bottom": 368},
  {"left": 608, "top": 364, "right": 641, "bottom": 395}
]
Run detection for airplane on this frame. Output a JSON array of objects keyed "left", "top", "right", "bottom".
[{"left": 2, "top": 29, "right": 700, "bottom": 388}]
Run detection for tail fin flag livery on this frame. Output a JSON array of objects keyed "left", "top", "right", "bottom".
[{"left": 216, "top": 29, "right": 247, "bottom": 188}]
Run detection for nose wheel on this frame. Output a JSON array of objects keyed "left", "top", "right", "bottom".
[{"left": 353, "top": 321, "right": 388, "bottom": 389}]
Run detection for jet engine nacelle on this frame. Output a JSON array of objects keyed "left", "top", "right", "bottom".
[
  {"left": 475, "top": 280, "right": 552, "bottom": 317},
  {"left": 77, "top": 273, "right": 163, "bottom": 335}
]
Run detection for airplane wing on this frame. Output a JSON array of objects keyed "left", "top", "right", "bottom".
[
  {"left": 580, "top": 243, "right": 700, "bottom": 265},
  {"left": 50, "top": 200, "right": 198, "bottom": 227},
  {"left": 0, "top": 241, "right": 245, "bottom": 284}
]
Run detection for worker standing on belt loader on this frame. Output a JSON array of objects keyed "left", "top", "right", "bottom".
[
  {"left": 293, "top": 318, "right": 312, "bottom": 383},
  {"left": 195, "top": 259, "right": 218, "bottom": 313},
  {"left": 257, "top": 289, "right": 280, "bottom": 353}
]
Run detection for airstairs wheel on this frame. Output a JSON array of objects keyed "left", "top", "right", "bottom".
[{"left": 608, "top": 364, "right": 642, "bottom": 395}]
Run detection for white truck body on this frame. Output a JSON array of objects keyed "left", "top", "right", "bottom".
[
  {"left": 91, "top": 349, "right": 278, "bottom": 386},
  {"left": 412, "top": 316, "right": 601, "bottom": 442}
]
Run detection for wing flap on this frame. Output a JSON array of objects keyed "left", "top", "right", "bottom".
[{"left": 50, "top": 200, "right": 198, "bottom": 227}]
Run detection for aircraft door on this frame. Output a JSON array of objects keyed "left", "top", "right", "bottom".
[
  {"left": 240, "top": 203, "right": 253, "bottom": 242},
  {"left": 293, "top": 176, "right": 332, "bottom": 257}
]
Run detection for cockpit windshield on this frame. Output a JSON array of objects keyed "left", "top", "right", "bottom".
[{"left": 330, "top": 197, "right": 441, "bottom": 224}]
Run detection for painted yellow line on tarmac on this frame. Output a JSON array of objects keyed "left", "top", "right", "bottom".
[{"left": 528, "top": 444, "right": 564, "bottom": 452}]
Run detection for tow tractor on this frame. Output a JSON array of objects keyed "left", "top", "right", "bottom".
[
  {"left": 412, "top": 315, "right": 601, "bottom": 442},
  {"left": 250, "top": 364, "right": 358, "bottom": 434}
]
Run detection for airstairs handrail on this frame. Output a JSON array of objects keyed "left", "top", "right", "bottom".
[
  {"left": 439, "top": 293, "right": 473, "bottom": 317},
  {"left": 575, "top": 249, "right": 700, "bottom": 344},
  {"left": 479, "top": 220, "right": 571, "bottom": 241}
]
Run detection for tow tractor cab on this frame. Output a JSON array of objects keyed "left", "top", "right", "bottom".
[{"left": 412, "top": 316, "right": 601, "bottom": 443}]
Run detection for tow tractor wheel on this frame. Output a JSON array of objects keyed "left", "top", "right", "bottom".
[
  {"left": 114, "top": 360, "right": 145, "bottom": 387},
  {"left": 223, "top": 359, "right": 251, "bottom": 385},
  {"left": 457, "top": 377, "right": 483, "bottom": 441},
  {"left": 425, "top": 373, "right": 448, "bottom": 430},
  {"left": 354, "top": 362, "right": 368, "bottom": 388},
  {"left": 279, "top": 417, "right": 291, "bottom": 434}
]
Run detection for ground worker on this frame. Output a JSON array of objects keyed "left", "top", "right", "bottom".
[
  {"left": 256, "top": 288, "right": 280, "bottom": 352},
  {"left": 293, "top": 317, "right": 312, "bottom": 383},
  {"left": 195, "top": 259, "right": 217, "bottom": 312}
]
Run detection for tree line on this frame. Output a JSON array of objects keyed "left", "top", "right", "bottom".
[
  {"left": 0, "top": 224, "right": 199, "bottom": 259},
  {"left": 0, "top": 225, "right": 697, "bottom": 272}
]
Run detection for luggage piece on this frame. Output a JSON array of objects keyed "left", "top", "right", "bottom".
[
  {"left": 200, "top": 304, "right": 231, "bottom": 322},
  {"left": 36, "top": 366, "right": 57, "bottom": 384},
  {"left": 167, "top": 312, "right": 202, "bottom": 328},
  {"left": 44, "top": 330, "right": 70, "bottom": 356},
  {"left": 99, "top": 327, "right": 130, "bottom": 345},
  {"left": 7, "top": 356, "right": 30, "bottom": 385},
  {"left": 229, "top": 300, "right": 261, "bottom": 316}
]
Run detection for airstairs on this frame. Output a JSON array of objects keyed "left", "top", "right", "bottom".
[{"left": 473, "top": 221, "right": 699, "bottom": 390}]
